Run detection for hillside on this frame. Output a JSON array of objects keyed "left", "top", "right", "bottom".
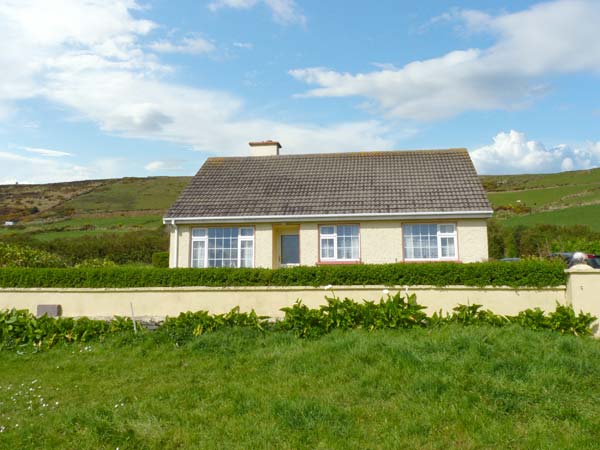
[
  {"left": 482, "top": 167, "right": 600, "bottom": 230},
  {"left": 0, "top": 176, "right": 191, "bottom": 240},
  {"left": 2, "top": 165, "right": 600, "bottom": 242}
]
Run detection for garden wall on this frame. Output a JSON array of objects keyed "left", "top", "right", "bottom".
[
  {"left": 0, "top": 265, "right": 597, "bottom": 335},
  {"left": 0, "top": 284, "right": 566, "bottom": 321}
]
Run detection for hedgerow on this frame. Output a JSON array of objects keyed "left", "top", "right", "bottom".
[
  {"left": 0, "top": 259, "right": 566, "bottom": 288},
  {"left": 0, "top": 242, "right": 67, "bottom": 268}
]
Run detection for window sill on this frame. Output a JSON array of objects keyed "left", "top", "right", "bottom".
[
  {"left": 403, "top": 259, "right": 461, "bottom": 263},
  {"left": 317, "top": 260, "right": 362, "bottom": 265}
]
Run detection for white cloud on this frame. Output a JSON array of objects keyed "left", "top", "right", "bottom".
[
  {"left": 144, "top": 160, "right": 184, "bottom": 171},
  {"left": 470, "top": 130, "right": 600, "bottom": 174},
  {"left": 233, "top": 41, "right": 253, "bottom": 49},
  {"left": 208, "top": 0, "right": 305, "bottom": 25},
  {"left": 23, "top": 147, "right": 73, "bottom": 157},
  {"left": 0, "top": 0, "right": 397, "bottom": 183},
  {"left": 0, "top": 150, "right": 92, "bottom": 184},
  {"left": 291, "top": 0, "right": 600, "bottom": 120},
  {"left": 149, "top": 37, "right": 215, "bottom": 55}
]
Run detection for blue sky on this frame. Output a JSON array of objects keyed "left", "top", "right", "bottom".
[{"left": 0, "top": 0, "right": 598, "bottom": 183}]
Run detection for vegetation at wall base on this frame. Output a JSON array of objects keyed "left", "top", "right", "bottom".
[
  {"left": 1, "top": 294, "right": 595, "bottom": 351},
  {"left": 0, "top": 259, "right": 567, "bottom": 289},
  {"left": 1, "top": 325, "right": 599, "bottom": 449}
]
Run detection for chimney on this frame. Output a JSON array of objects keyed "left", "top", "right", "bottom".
[{"left": 249, "top": 140, "right": 281, "bottom": 156}]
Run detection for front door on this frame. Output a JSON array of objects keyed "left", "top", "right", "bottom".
[{"left": 280, "top": 234, "right": 300, "bottom": 266}]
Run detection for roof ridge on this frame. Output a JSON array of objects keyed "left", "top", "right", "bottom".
[{"left": 206, "top": 148, "right": 468, "bottom": 161}]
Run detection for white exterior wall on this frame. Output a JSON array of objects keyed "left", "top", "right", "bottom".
[
  {"left": 168, "top": 219, "right": 489, "bottom": 268},
  {"left": 457, "top": 219, "right": 489, "bottom": 262},
  {"left": 255, "top": 223, "right": 273, "bottom": 268}
]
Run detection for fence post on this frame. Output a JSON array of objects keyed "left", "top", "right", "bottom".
[{"left": 565, "top": 264, "right": 600, "bottom": 336}]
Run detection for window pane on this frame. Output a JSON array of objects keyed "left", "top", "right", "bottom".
[
  {"left": 192, "top": 240, "right": 206, "bottom": 268},
  {"left": 439, "top": 224, "right": 455, "bottom": 234},
  {"left": 441, "top": 237, "right": 456, "bottom": 258},
  {"left": 208, "top": 227, "right": 241, "bottom": 267},
  {"left": 192, "top": 228, "right": 206, "bottom": 237},
  {"left": 320, "top": 226, "right": 335, "bottom": 235},
  {"left": 240, "top": 227, "right": 254, "bottom": 237},
  {"left": 240, "top": 240, "right": 254, "bottom": 267},
  {"left": 404, "top": 224, "right": 440, "bottom": 260},
  {"left": 321, "top": 237, "right": 335, "bottom": 259}
]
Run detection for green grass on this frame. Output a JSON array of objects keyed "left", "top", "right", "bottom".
[
  {"left": 1, "top": 326, "right": 599, "bottom": 449},
  {"left": 487, "top": 184, "right": 596, "bottom": 208},
  {"left": 61, "top": 177, "right": 190, "bottom": 214},
  {"left": 502, "top": 204, "right": 600, "bottom": 230},
  {"left": 482, "top": 167, "right": 600, "bottom": 192},
  {"left": 0, "top": 215, "right": 162, "bottom": 241}
]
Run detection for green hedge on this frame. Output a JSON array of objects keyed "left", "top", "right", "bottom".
[
  {"left": 152, "top": 251, "right": 169, "bottom": 268},
  {"left": 0, "top": 260, "right": 566, "bottom": 288}
]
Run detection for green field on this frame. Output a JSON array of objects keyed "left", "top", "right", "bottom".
[
  {"left": 486, "top": 184, "right": 599, "bottom": 209},
  {"left": 501, "top": 204, "right": 600, "bottom": 230},
  {"left": 62, "top": 177, "right": 190, "bottom": 214},
  {"left": 0, "top": 215, "right": 162, "bottom": 241},
  {"left": 1, "top": 326, "right": 598, "bottom": 449}
]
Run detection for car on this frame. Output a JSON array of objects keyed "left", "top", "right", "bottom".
[{"left": 548, "top": 252, "right": 600, "bottom": 268}]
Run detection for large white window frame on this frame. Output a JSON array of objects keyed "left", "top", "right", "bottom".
[
  {"left": 319, "top": 224, "right": 360, "bottom": 262},
  {"left": 403, "top": 223, "right": 457, "bottom": 261},
  {"left": 191, "top": 227, "right": 254, "bottom": 268}
]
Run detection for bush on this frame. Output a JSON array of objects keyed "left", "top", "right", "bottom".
[
  {"left": 0, "top": 309, "right": 137, "bottom": 349},
  {"left": 277, "top": 295, "right": 596, "bottom": 338},
  {"left": 37, "top": 230, "right": 168, "bottom": 265},
  {"left": 0, "top": 259, "right": 567, "bottom": 289},
  {"left": 152, "top": 251, "right": 169, "bottom": 268},
  {"left": 279, "top": 293, "right": 428, "bottom": 338},
  {"left": 75, "top": 258, "right": 117, "bottom": 268},
  {"left": 0, "top": 242, "right": 67, "bottom": 268}
]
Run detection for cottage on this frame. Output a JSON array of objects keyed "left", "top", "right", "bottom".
[{"left": 164, "top": 141, "right": 492, "bottom": 269}]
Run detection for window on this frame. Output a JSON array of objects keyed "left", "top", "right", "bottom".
[
  {"left": 320, "top": 224, "right": 360, "bottom": 261},
  {"left": 403, "top": 224, "right": 456, "bottom": 260},
  {"left": 191, "top": 227, "right": 254, "bottom": 268}
]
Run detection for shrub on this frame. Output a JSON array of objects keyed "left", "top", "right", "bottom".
[
  {"left": 0, "top": 242, "right": 67, "bottom": 268},
  {"left": 0, "top": 259, "right": 567, "bottom": 289},
  {"left": 279, "top": 292, "right": 428, "bottom": 338},
  {"left": 75, "top": 258, "right": 117, "bottom": 268},
  {"left": 152, "top": 251, "right": 169, "bottom": 268},
  {"left": 157, "top": 307, "right": 267, "bottom": 344},
  {"left": 37, "top": 229, "right": 169, "bottom": 265},
  {"left": 0, "top": 308, "right": 137, "bottom": 349}
]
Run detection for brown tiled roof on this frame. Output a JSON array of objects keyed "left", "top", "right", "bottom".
[{"left": 165, "top": 149, "right": 492, "bottom": 218}]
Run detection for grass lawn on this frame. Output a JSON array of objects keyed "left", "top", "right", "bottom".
[
  {"left": 1, "top": 326, "right": 599, "bottom": 449},
  {"left": 501, "top": 204, "right": 600, "bottom": 231}
]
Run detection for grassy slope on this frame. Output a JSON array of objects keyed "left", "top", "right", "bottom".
[
  {"left": 4, "top": 165, "right": 600, "bottom": 240},
  {"left": 0, "top": 177, "right": 191, "bottom": 240},
  {"left": 483, "top": 168, "right": 600, "bottom": 230},
  {"left": 1, "top": 326, "right": 599, "bottom": 449}
]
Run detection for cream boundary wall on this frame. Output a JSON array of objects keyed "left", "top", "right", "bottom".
[
  {"left": 0, "top": 285, "right": 565, "bottom": 321},
  {"left": 2, "top": 267, "right": 598, "bottom": 335},
  {"left": 169, "top": 219, "right": 489, "bottom": 268}
]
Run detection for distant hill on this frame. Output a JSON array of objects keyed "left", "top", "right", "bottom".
[
  {"left": 481, "top": 167, "right": 600, "bottom": 230},
  {"left": 0, "top": 176, "right": 191, "bottom": 241},
  {"left": 2, "top": 165, "right": 600, "bottom": 241}
]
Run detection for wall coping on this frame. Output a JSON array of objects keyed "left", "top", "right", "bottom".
[{"left": 0, "top": 285, "right": 567, "bottom": 293}]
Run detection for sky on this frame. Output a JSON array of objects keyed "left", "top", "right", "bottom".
[{"left": 0, "top": 0, "right": 599, "bottom": 184}]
